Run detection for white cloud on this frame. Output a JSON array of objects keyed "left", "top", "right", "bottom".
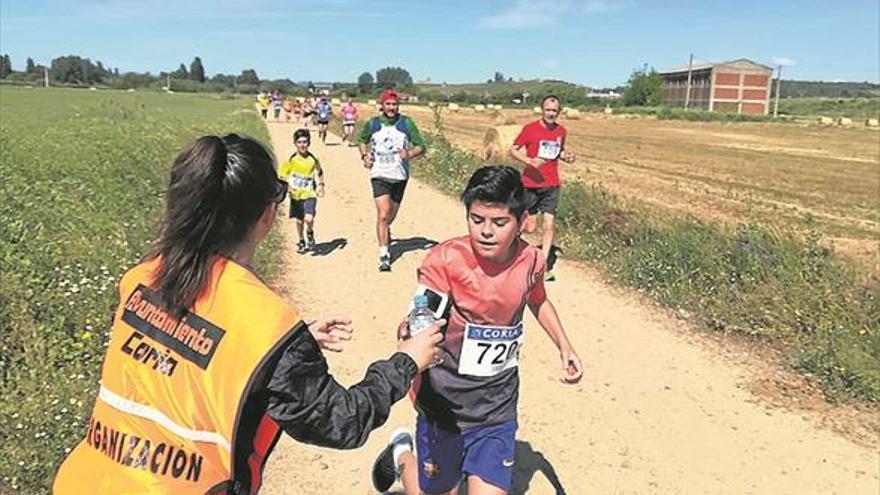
[
  {"left": 479, "top": 0, "right": 631, "bottom": 29},
  {"left": 772, "top": 56, "right": 796, "bottom": 67}
]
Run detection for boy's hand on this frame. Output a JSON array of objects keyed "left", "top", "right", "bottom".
[
  {"left": 317, "top": 183, "right": 325, "bottom": 197},
  {"left": 362, "top": 152, "right": 374, "bottom": 169},
  {"left": 560, "top": 348, "right": 583, "bottom": 383},
  {"left": 561, "top": 149, "right": 576, "bottom": 163}
]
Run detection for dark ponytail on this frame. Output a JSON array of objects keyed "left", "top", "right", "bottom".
[{"left": 150, "top": 134, "right": 277, "bottom": 316}]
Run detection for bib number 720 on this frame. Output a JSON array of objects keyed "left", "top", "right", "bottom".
[
  {"left": 458, "top": 322, "right": 524, "bottom": 377},
  {"left": 476, "top": 341, "right": 520, "bottom": 365}
]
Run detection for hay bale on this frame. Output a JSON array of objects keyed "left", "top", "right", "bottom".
[
  {"left": 564, "top": 108, "right": 581, "bottom": 119},
  {"left": 367, "top": 99, "right": 377, "bottom": 106},
  {"left": 532, "top": 106, "right": 542, "bottom": 115},
  {"left": 474, "top": 104, "right": 486, "bottom": 112},
  {"left": 448, "top": 103, "right": 460, "bottom": 112},
  {"left": 495, "top": 104, "right": 504, "bottom": 110},
  {"left": 866, "top": 118, "right": 879, "bottom": 128},
  {"left": 482, "top": 125, "right": 522, "bottom": 161},
  {"left": 818, "top": 116, "right": 833, "bottom": 125},
  {"left": 838, "top": 117, "right": 853, "bottom": 126},
  {"left": 428, "top": 101, "right": 436, "bottom": 108},
  {"left": 331, "top": 98, "right": 341, "bottom": 105},
  {"left": 604, "top": 105, "right": 613, "bottom": 115}
]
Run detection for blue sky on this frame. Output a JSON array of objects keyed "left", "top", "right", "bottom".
[{"left": 1, "top": 0, "right": 878, "bottom": 86}]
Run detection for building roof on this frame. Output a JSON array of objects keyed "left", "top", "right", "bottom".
[{"left": 659, "top": 58, "right": 773, "bottom": 75}]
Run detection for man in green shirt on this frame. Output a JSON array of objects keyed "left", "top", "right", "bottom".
[{"left": 357, "top": 90, "right": 427, "bottom": 272}]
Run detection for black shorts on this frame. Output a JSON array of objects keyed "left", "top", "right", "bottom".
[
  {"left": 371, "top": 178, "right": 408, "bottom": 204},
  {"left": 317, "top": 119, "right": 330, "bottom": 125},
  {"left": 526, "top": 186, "right": 560, "bottom": 215},
  {"left": 289, "top": 198, "right": 317, "bottom": 219}
]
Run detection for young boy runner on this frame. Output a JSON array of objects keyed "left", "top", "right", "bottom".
[
  {"left": 371, "top": 165, "right": 583, "bottom": 495},
  {"left": 279, "top": 128, "right": 325, "bottom": 253}
]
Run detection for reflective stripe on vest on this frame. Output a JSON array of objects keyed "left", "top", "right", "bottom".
[{"left": 98, "top": 384, "right": 232, "bottom": 452}]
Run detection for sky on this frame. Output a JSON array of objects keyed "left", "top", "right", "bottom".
[{"left": 1, "top": 0, "right": 878, "bottom": 87}]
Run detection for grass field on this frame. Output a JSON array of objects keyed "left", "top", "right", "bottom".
[
  {"left": 778, "top": 97, "right": 880, "bottom": 119},
  {"left": 392, "top": 104, "right": 880, "bottom": 273},
  {"left": 0, "top": 86, "right": 277, "bottom": 494}
]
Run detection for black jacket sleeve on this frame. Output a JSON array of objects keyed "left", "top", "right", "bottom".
[{"left": 265, "top": 323, "right": 418, "bottom": 449}]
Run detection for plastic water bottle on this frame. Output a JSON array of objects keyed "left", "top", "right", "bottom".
[{"left": 408, "top": 295, "right": 436, "bottom": 337}]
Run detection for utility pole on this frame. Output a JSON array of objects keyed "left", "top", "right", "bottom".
[
  {"left": 166, "top": 73, "right": 171, "bottom": 92},
  {"left": 684, "top": 53, "right": 694, "bottom": 109},
  {"left": 44, "top": 66, "right": 49, "bottom": 88},
  {"left": 773, "top": 65, "right": 783, "bottom": 118}
]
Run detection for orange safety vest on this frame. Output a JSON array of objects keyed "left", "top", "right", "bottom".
[{"left": 53, "top": 256, "right": 302, "bottom": 494}]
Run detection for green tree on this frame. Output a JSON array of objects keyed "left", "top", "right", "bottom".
[
  {"left": 376, "top": 66, "right": 412, "bottom": 89},
  {"left": 622, "top": 65, "right": 662, "bottom": 106},
  {"left": 26, "top": 57, "right": 36, "bottom": 74},
  {"left": 49, "top": 55, "right": 104, "bottom": 85},
  {"left": 493, "top": 71, "right": 505, "bottom": 83},
  {"left": 190, "top": 56, "right": 205, "bottom": 83},
  {"left": 239, "top": 69, "right": 259, "bottom": 85},
  {"left": 0, "top": 54, "right": 11, "bottom": 79},
  {"left": 172, "top": 63, "right": 188, "bottom": 79},
  {"left": 358, "top": 71, "right": 374, "bottom": 93}
]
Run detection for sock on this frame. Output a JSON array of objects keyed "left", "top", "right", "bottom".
[
  {"left": 392, "top": 443, "right": 411, "bottom": 472},
  {"left": 379, "top": 246, "right": 389, "bottom": 257}
]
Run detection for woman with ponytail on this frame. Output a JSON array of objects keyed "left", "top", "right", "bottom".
[{"left": 54, "top": 134, "right": 443, "bottom": 495}]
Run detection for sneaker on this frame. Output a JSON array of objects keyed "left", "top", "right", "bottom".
[
  {"left": 306, "top": 229, "right": 316, "bottom": 250},
  {"left": 378, "top": 254, "right": 391, "bottom": 272},
  {"left": 296, "top": 240, "right": 307, "bottom": 254},
  {"left": 545, "top": 270, "right": 556, "bottom": 282},
  {"left": 371, "top": 427, "right": 413, "bottom": 493}
]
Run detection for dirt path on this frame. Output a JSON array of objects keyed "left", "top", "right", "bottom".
[{"left": 259, "top": 122, "right": 878, "bottom": 495}]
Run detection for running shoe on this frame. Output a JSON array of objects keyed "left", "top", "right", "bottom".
[
  {"left": 545, "top": 270, "right": 556, "bottom": 282},
  {"left": 371, "top": 427, "right": 413, "bottom": 493},
  {"left": 296, "top": 240, "right": 307, "bottom": 255},
  {"left": 379, "top": 254, "right": 392, "bottom": 272}
]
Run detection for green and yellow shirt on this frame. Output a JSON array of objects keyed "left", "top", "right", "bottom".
[{"left": 278, "top": 152, "right": 320, "bottom": 201}]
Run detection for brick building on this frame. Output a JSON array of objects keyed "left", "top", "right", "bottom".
[{"left": 659, "top": 58, "right": 773, "bottom": 115}]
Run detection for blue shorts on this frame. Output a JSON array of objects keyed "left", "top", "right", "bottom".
[
  {"left": 289, "top": 197, "right": 316, "bottom": 219},
  {"left": 415, "top": 416, "right": 517, "bottom": 494}
]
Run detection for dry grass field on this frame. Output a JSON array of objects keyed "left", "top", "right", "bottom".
[{"left": 388, "top": 104, "right": 879, "bottom": 272}]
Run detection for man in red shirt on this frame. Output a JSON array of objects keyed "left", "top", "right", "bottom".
[{"left": 508, "top": 95, "right": 576, "bottom": 281}]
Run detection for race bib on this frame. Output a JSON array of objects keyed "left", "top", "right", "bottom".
[
  {"left": 289, "top": 173, "right": 314, "bottom": 191},
  {"left": 537, "top": 139, "right": 562, "bottom": 160},
  {"left": 458, "top": 322, "right": 524, "bottom": 377}
]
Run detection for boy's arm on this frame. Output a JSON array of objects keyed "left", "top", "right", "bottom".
[
  {"left": 314, "top": 159, "right": 325, "bottom": 196},
  {"left": 529, "top": 298, "right": 583, "bottom": 383}
]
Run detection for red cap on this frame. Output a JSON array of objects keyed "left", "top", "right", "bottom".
[{"left": 379, "top": 89, "right": 399, "bottom": 103}]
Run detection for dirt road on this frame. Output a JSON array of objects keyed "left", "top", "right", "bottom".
[{"left": 259, "top": 121, "right": 878, "bottom": 494}]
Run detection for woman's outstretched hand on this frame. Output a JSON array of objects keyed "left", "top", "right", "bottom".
[{"left": 308, "top": 317, "right": 354, "bottom": 352}]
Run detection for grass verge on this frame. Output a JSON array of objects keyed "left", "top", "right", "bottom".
[
  {"left": 413, "top": 107, "right": 879, "bottom": 404},
  {"left": 0, "top": 86, "right": 278, "bottom": 494}
]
